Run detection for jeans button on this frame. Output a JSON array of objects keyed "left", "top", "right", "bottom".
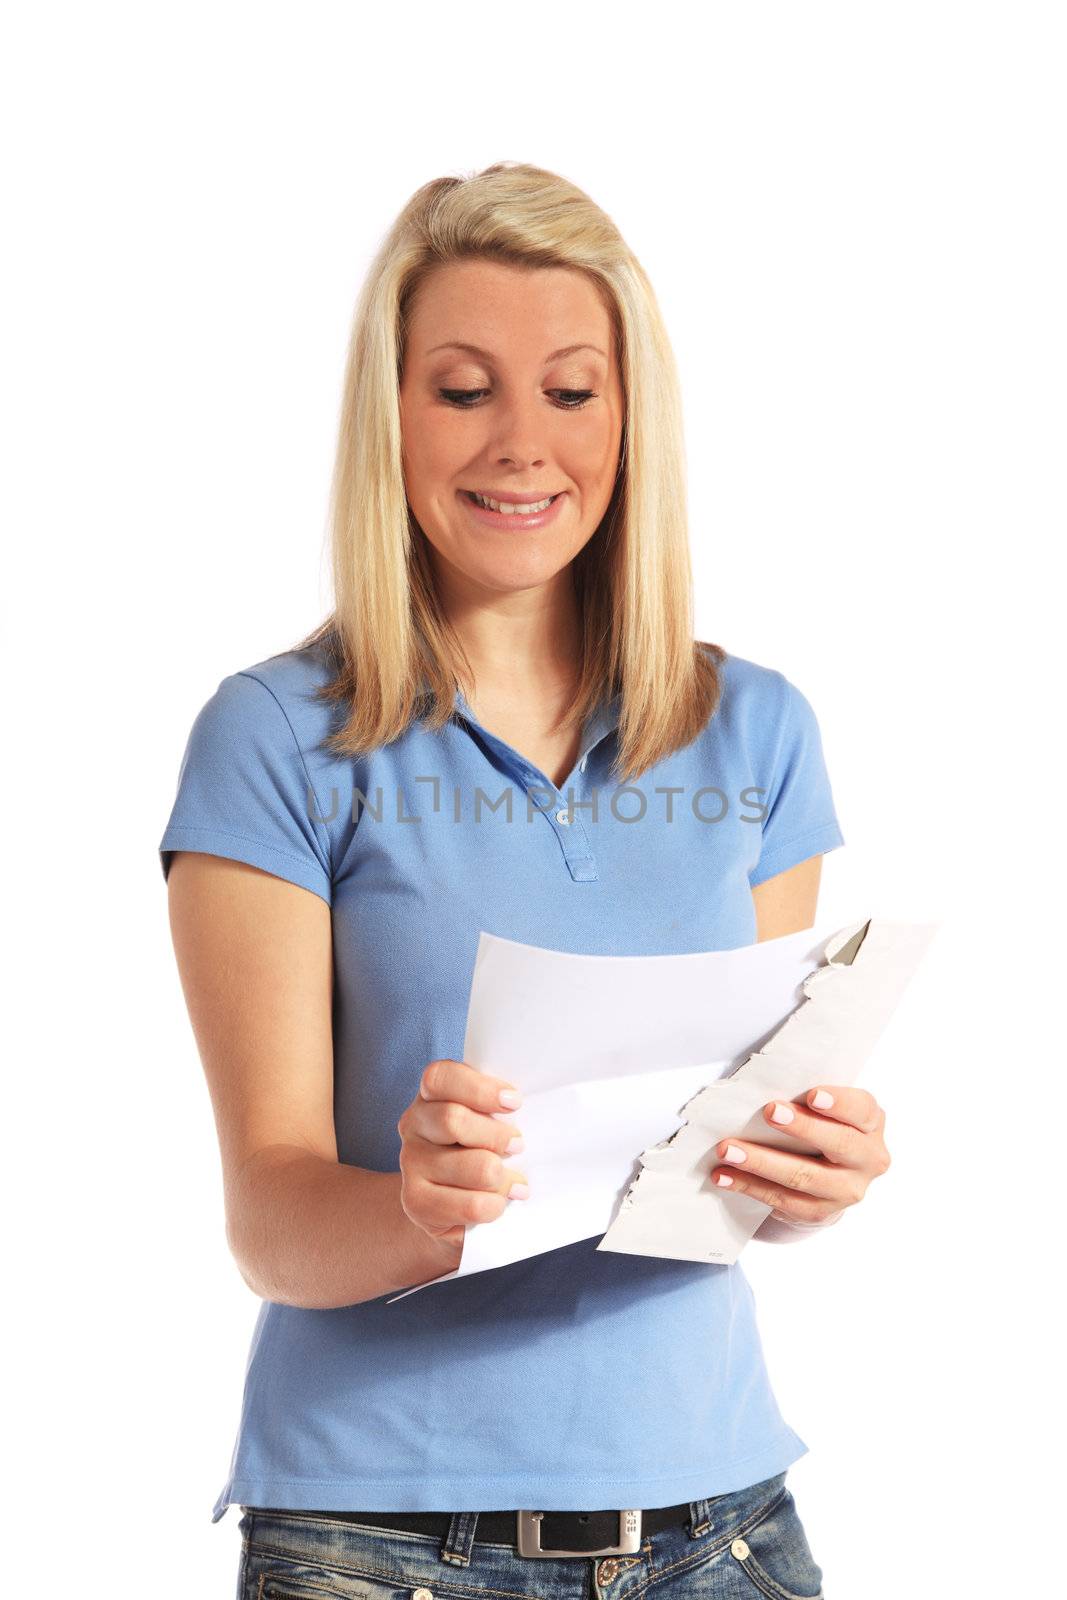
[
  {"left": 731, "top": 1537, "right": 750, "bottom": 1559},
  {"left": 597, "top": 1559, "right": 619, "bottom": 1583},
  {"left": 412, "top": 1589, "right": 434, "bottom": 1600}
]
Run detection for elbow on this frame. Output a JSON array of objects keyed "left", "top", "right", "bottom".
[
  {"left": 227, "top": 1238, "right": 313, "bottom": 1308},
  {"left": 225, "top": 1219, "right": 300, "bottom": 1308},
  {"left": 225, "top": 1224, "right": 355, "bottom": 1310}
]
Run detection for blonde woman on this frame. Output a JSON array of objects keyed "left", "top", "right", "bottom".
[{"left": 160, "top": 162, "right": 889, "bottom": 1599}]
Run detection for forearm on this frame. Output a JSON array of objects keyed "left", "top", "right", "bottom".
[
  {"left": 226, "top": 1145, "right": 463, "bottom": 1309},
  {"left": 753, "top": 1208, "right": 845, "bottom": 1243}
]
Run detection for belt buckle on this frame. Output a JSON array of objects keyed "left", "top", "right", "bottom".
[{"left": 516, "top": 1509, "right": 642, "bottom": 1558}]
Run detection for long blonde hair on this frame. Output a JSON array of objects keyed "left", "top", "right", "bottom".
[{"left": 294, "top": 160, "right": 724, "bottom": 782}]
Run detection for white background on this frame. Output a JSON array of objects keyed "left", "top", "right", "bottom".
[{"left": 4, "top": 3, "right": 1063, "bottom": 1594}]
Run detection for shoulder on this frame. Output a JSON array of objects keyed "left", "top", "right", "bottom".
[
  {"left": 709, "top": 648, "right": 803, "bottom": 738},
  {"left": 161, "top": 642, "right": 342, "bottom": 901},
  {"left": 194, "top": 641, "right": 344, "bottom": 761}
]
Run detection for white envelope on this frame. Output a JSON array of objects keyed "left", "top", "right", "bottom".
[{"left": 386, "top": 917, "right": 936, "bottom": 1302}]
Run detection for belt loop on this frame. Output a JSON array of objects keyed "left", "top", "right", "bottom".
[
  {"left": 687, "top": 1497, "right": 716, "bottom": 1539},
  {"left": 440, "top": 1511, "right": 479, "bottom": 1566}
]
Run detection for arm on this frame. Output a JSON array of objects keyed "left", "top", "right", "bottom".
[
  {"left": 165, "top": 850, "right": 462, "bottom": 1308},
  {"left": 751, "top": 851, "right": 823, "bottom": 944}
]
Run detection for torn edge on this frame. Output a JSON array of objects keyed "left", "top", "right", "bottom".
[{"left": 612, "top": 919, "right": 871, "bottom": 1216}]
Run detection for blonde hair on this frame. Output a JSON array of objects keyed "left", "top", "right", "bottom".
[{"left": 294, "top": 160, "right": 724, "bottom": 782}]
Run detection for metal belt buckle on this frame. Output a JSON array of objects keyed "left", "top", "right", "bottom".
[{"left": 516, "top": 1508, "right": 642, "bottom": 1558}]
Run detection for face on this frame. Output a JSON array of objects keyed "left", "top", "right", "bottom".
[{"left": 398, "top": 258, "right": 624, "bottom": 600}]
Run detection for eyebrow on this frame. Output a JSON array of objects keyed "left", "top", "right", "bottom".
[{"left": 425, "top": 341, "right": 607, "bottom": 363}]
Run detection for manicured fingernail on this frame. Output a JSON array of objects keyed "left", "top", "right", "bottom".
[
  {"left": 504, "top": 1136, "right": 525, "bottom": 1155},
  {"left": 508, "top": 1182, "right": 530, "bottom": 1200},
  {"left": 499, "top": 1089, "right": 523, "bottom": 1108},
  {"left": 715, "top": 1172, "right": 734, "bottom": 1186},
  {"left": 770, "top": 1102, "right": 795, "bottom": 1123},
  {"left": 811, "top": 1090, "right": 834, "bottom": 1109},
  {"left": 724, "top": 1144, "right": 747, "bottom": 1163}
]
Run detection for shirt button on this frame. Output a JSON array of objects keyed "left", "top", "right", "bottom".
[
  {"left": 731, "top": 1537, "right": 750, "bottom": 1559},
  {"left": 555, "top": 809, "right": 571, "bottom": 825}
]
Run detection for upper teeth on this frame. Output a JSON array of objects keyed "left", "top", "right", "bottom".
[{"left": 472, "top": 492, "right": 555, "bottom": 515}]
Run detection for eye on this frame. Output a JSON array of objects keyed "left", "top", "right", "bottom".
[
  {"left": 550, "top": 390, "right": 596, "bottom": 409},
  {"left": 437, "top": 387, "right": 597, "bottom": 410},
  {"left": 439, "top": 388, "right": 490, "bottom": 407}
]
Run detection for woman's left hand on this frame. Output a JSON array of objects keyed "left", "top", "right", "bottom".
[{"left": 712, "top": 1086, "right": 890, "bottom": 1225}]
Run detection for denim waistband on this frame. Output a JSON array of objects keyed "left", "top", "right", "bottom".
[{"left": 239, "top": 1470, "right": 792, "bottom": 1587}]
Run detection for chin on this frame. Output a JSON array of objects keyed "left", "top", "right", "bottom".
[{"left": 467, "top": 553, "right": 573, "bottom": 592}]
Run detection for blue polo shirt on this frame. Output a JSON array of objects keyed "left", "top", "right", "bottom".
[{"left": 158, "top": 640, "right": 844, "bottom": 1522}]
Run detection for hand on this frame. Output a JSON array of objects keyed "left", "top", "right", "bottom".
[
  {"left": 711, "top": 1086, "right": 890, "bottom": 1226},
  {"left": 397, "top": 1058, "right": 530, "bottom": 1250}
]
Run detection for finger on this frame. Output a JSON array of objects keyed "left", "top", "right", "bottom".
[
  {"left": 800, "top": 1085, "right": 883, "bottom": 1134},
  {"left": 712, "top": 1140, "right": 858, "bottom": 1208},
  {"left": 406, "top": 1169, "right": 513, "bottom": 1231},
  {"left": 758, "top": 1096, "right": 872, "bottom": 1167},
  {"left": 407, "top": 1096, "right": 525, "bottom": 1157},
  {"left": 419, "top": 1057, "right": 524, "bottom": 1114},
  {"left": 710, "top": 1159, "right": 856, "bottom": 1222},
  {"left": 415, "top": 1137, "right": 529, "bottom": 1197}
]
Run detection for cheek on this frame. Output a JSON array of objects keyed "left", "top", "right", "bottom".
[
  {"left": 566, "top": 415, "right": 621, "bottom": 488},
  {"left": 400, "top": 405, "right": 457, "bottom": 500}
]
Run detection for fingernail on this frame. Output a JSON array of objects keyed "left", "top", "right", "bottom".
[
  {"left": 770, "top": 1102, "right": 795, "bottom": 1124},
  {"left": 508, "top": 1182, "right": 530, "bottom": 1200},
  {"left": 724, "top": 1144, "right": 747, "bottom": 1163},
  {"left": 715, "top": 1172, "right": 734, "bottom": 1186},
  {"left": 499, "top": 1089, "right": 523, "bottom": 1109},
  {"left": 811, "top": 1090, "right": 834, "bottom": 1109},
  {"left": 504, "top": 1136, "right": 525, "bottom": 1155}
]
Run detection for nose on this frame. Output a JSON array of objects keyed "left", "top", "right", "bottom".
[{"left": 487, "top": 392, "right": 548, "bottom": 471}]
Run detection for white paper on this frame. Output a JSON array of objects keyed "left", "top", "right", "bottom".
[
  {"left": 598, "top": 918, "right": 938, "bottom": 1263},
  {"left": 386, "top": 918, "right": 936, "bottom": 1303}
]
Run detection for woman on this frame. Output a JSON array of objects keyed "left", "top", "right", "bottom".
[{"left": 160, "top": 162, "right": 889, "bottom": 1599}]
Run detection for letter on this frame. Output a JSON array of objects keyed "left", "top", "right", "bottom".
[
  {"left": 563, "top": 788, "right": 599, "bottom": 824},
  {"left": 654, "top": 785, "right": 684, "bottom": 823},
  {"left": 526, "top": 785, "right": 556, "bottom": 822},
  {"left": 475, "top": 786, "right": 514, "bottom": 823},
  {"left": 739, "top": 785, "right": 767, "bottom": 824},
  {"left": 611, "top": 785, "right": 647, "bottom": 823},
  {"left": 691, "top": 787, "right": 728, "bottom": 823},
  {"left": 307, "top": 784, "right": 338, "bottom": 825},
  {"left": 352, "top": 786, "right": 383, "bottom": 823},
  {"left": 396, "top": 787, "right": 420, "bottom": 825},
  {"left": 415, "top": 774, "right": 441, "bottom": 812}
]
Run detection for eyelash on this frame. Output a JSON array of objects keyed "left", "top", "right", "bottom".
[{"left": 438, "top": 388, "right": 596, "bottom": 411}]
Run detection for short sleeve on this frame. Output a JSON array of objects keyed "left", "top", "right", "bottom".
[
  {"left": 747, "top": 676, "right": 845, "bottom": 888},
  {"left": 158, "top": 670, "right": 333, "bottom": 904}
]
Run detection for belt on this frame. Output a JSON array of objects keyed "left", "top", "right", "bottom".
[{"left": 293, "top": 1503, "right": 694, "bottom": 1558}]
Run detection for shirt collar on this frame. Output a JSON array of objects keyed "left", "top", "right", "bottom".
[{"left": 449, "top": 682, "right": 621, "bottom": 765}]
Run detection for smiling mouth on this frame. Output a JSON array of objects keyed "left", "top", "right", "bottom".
[{"left": 463, "top": 490, "right": 562, "bottom": 514}]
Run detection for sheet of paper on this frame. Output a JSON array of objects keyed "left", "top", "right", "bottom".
[
  {"left": 388, "top": 920, "right": 840, "bottom": 1302},
  {"left": 597, "top": 918, "right": 938, "bottom": 1264},
  {"left": 386, "top": 918, "right": 936, "bottom": 1303}
]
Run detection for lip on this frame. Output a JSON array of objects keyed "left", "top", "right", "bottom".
[{"left": 458, "top": 489, "right": 566, "bottom": 531}]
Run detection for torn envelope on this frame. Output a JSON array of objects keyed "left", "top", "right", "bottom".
[
  {"left": 597, "top": 918, "right": 938, "bottom": 1265},
  {"left": 386, "top": 918, "right": 936, "bottom": 1303}
]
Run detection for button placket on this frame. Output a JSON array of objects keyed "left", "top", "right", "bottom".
[
  {"left": 539, "top": 782, "right": 598, "bottom": 880},
  {"left": 452, "top": 687, "right": 617, "bottom": 881}
]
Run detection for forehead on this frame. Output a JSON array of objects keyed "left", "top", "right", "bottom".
[{"left": 405, "top": 258, "right": 614, "bottom": 357}]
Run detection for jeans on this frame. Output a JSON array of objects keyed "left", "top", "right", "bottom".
[{"left": 236, "top": 1469, "right": 826, "bottom": 1598}]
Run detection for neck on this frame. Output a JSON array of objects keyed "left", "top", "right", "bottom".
[{"left": 437, "top": 565, "right": 583, "bottom": 697}]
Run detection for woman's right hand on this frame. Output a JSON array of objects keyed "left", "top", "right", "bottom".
[{"left": 397, "top": 1058, "right": 530, "bottom": 1250}]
